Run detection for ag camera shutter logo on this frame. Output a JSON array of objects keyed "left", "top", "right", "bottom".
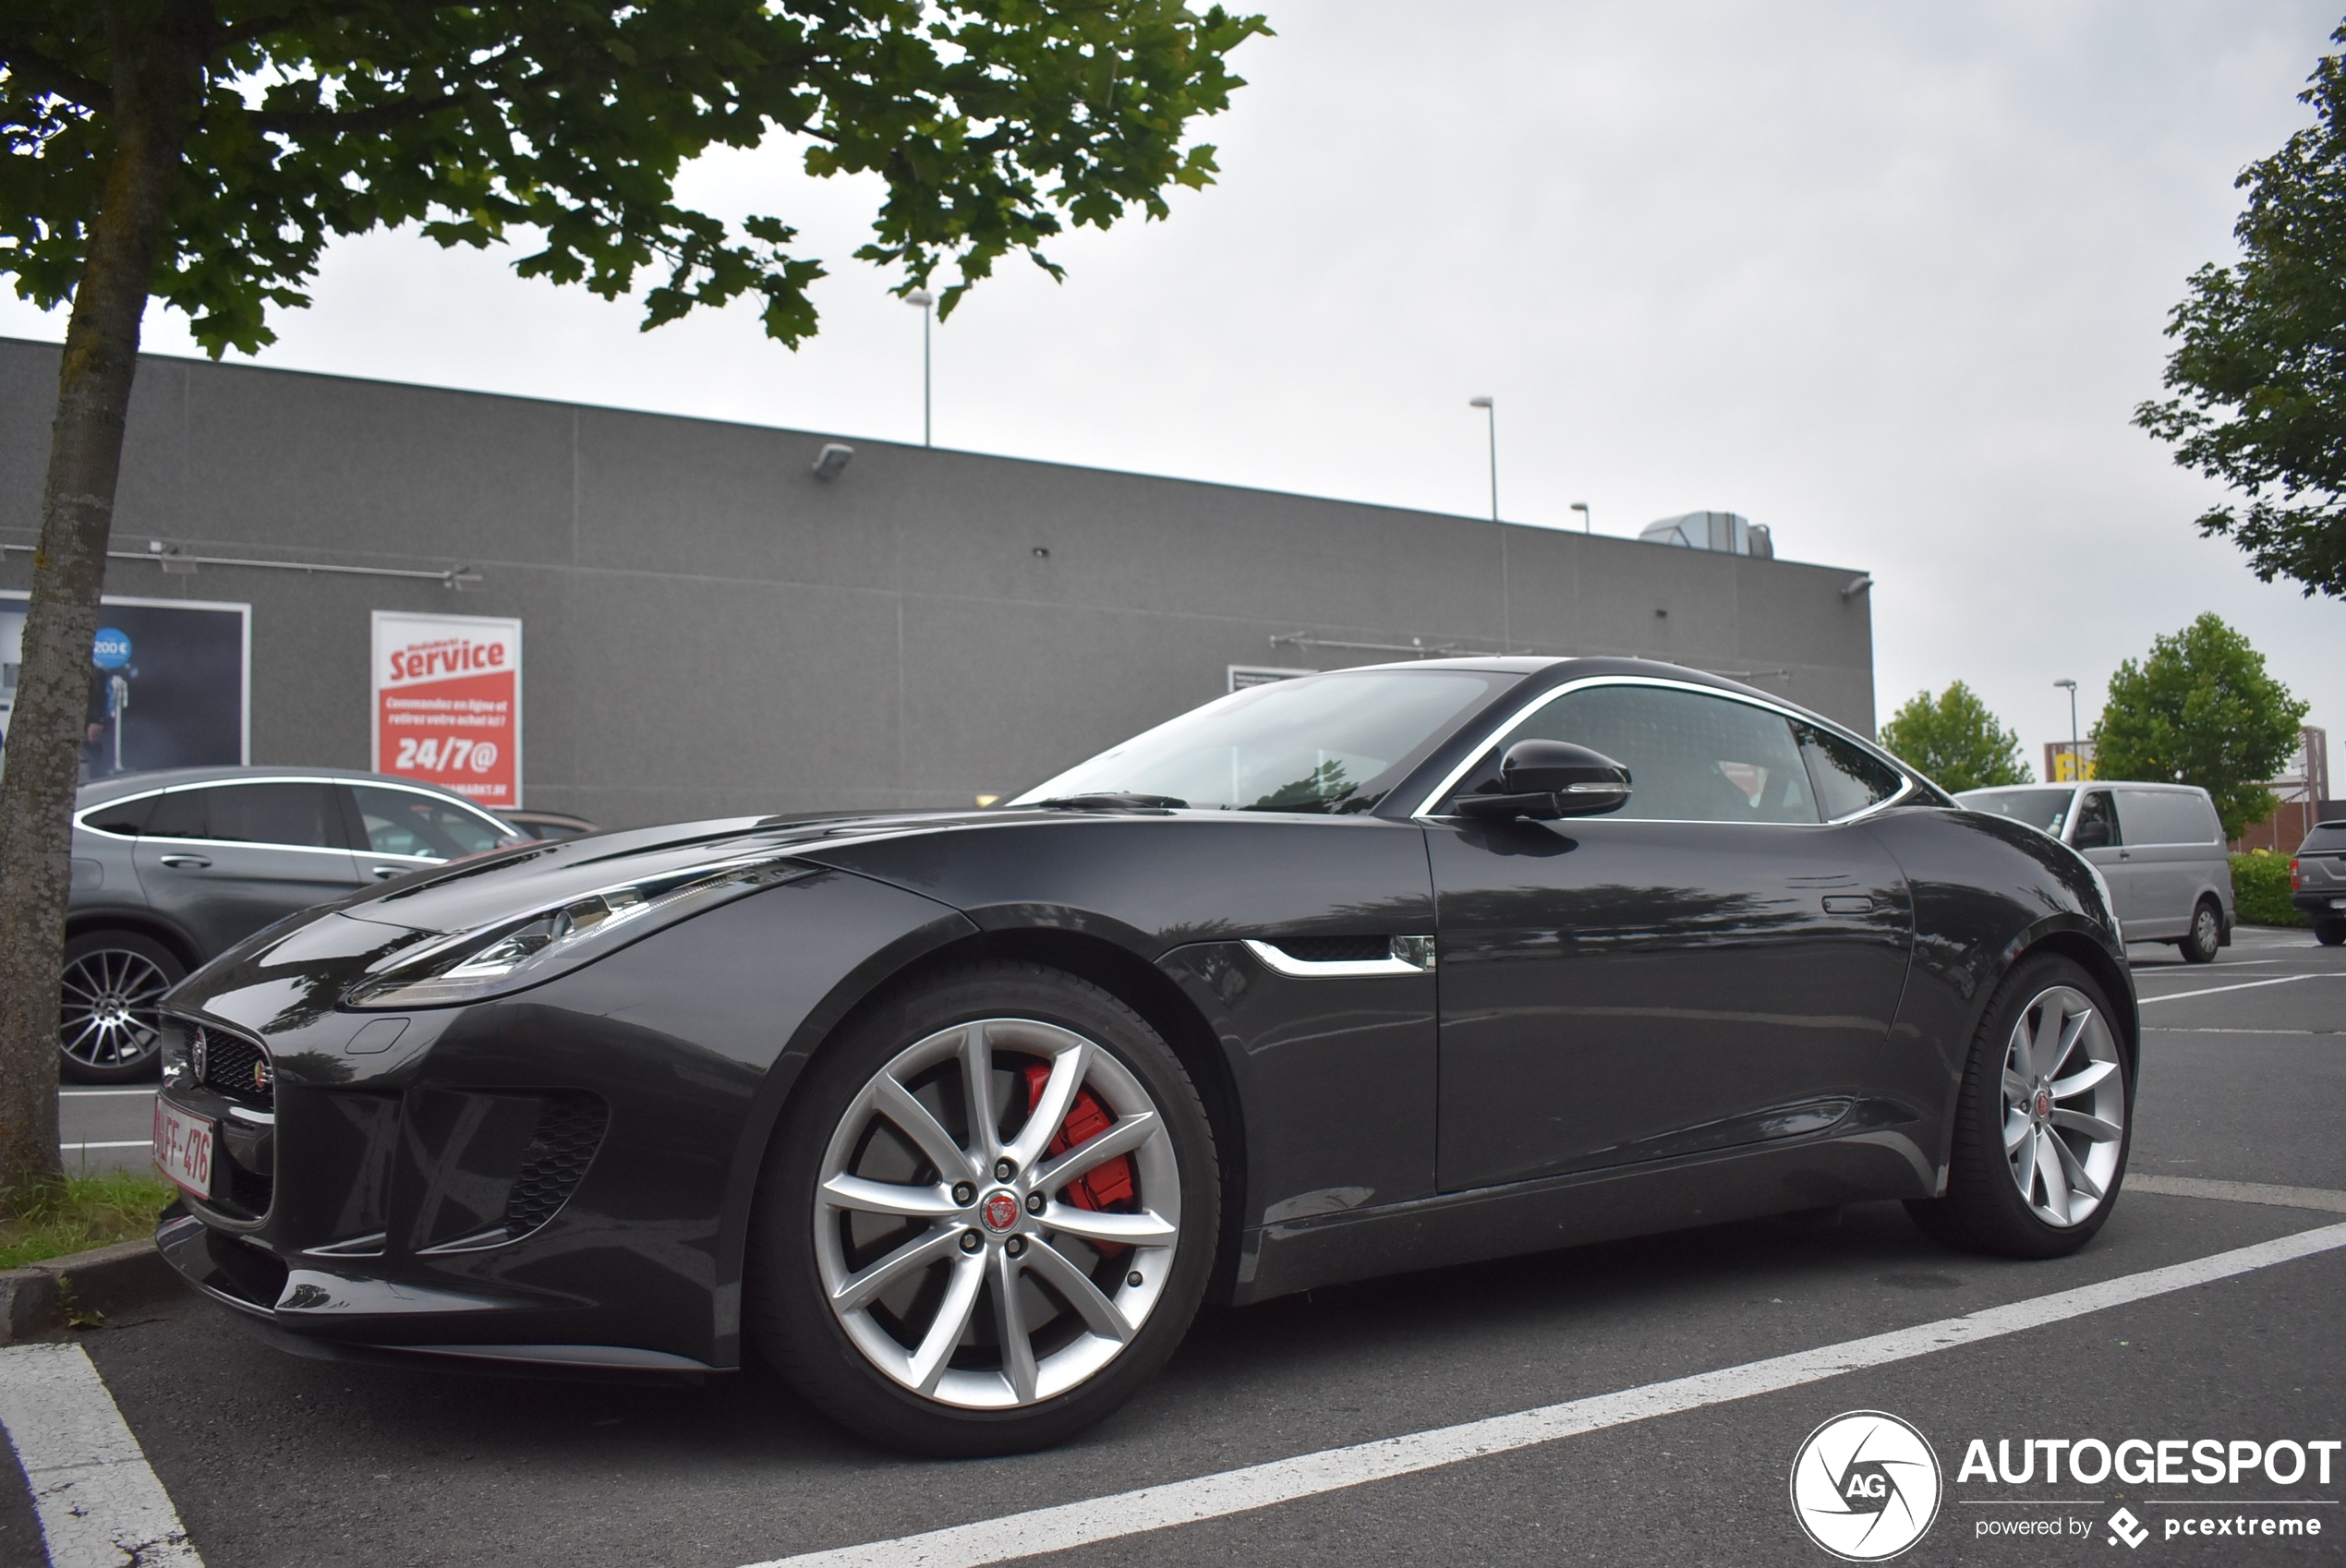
[{"left": 1790, "top": 1411, "right": 1943, "bottom": 1561}]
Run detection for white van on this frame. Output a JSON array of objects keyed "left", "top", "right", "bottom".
[{"left": 1955, "top": 781, "right": 2236, "bottom": 962}]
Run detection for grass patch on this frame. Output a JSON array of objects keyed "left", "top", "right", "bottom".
[{"left": 0, "top": 1170, "right": 175, "bottom": 1271}]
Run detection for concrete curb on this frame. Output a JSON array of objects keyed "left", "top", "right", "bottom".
[{"left": 0, "top": 1239, "right": 171, "bottom": 1344}]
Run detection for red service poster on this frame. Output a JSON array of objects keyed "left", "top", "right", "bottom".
[{"left": 370, "top": 611, "right": 522, "bottom": 807}]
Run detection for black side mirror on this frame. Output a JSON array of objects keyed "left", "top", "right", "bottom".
[
  {"left": 2072, "top": 819, "right": 2110, "bottom": 850},
  {"left": 1454, "top": 741, "right": 1633, "bottom": 821}
]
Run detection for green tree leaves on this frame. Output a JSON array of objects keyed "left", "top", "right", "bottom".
[
  {"left": 2090, "top": 612, "right": 2308, "bottom": 839},
  {"left": 0, "top": 0, "right": 1271, "bottom": 356},
  {"left": 1878, "top": 681, "right": 2031, "bottom": 794},
  {"left": 2134, "top": 22, "right": 2346, "bottom": 597}
]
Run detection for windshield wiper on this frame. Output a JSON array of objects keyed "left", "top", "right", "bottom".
[{"left": 1024, "top": 792, "right": 1190, "bottom": 812}]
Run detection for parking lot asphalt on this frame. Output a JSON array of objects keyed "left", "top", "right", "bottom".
[{"left": 9, "top": 927, "right": 2342, "bottom": 1568}]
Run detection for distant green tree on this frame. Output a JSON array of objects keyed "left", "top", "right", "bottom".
[
  {"left": 2134, "top": 22, "right": 2346, "bottom": 598},
  {"left": 1878, "top": 681, "right": 2030, "bottom": 793},
  {"left": 2090, "top": 613, "right": 2308, "bottom": 838}
]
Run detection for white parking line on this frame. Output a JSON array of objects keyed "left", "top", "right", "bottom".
[
  {"left": 743, "top": 1221, "right": 2346, "bottom": 1568},
  {"left": 61, "top": 1141, "right": 151, "bottom": 1152},
  {"left": 0, "top": 1343, "right": 202, "bottom": 1566},
  {"left": 2127, "top": 1176, "right": 2346, "bottom": 1213},
  {"left": 2137, "top": 974, "right": 2334, "bottom": 1005},
  {"left": 59, "top": 1089, "right": 156, "bottom": 1099}
]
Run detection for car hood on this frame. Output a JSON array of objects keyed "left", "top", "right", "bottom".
[{"left": 328, "top": 809, "right": 1043, "bottom": 936}]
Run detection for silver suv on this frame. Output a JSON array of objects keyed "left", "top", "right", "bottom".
[
  {"left": 1957, "top": 780, "right": 2235, "bottom": 962},
  {"left": 62, "top": 766, "right": 526, "bottom": 1080}
]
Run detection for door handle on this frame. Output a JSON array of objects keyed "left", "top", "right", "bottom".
[
  {"left": 1821, "top": 895, "right": 1873, "bottom": 915},
  {"left": 370, "top": 865, "right": 404, "bottom": 880},
  {"left": 157, "top": 854, "right": 212, "bottom": 870},
  {"left": 2117, "top": 850, "right": 2131, "bottom": 860}
]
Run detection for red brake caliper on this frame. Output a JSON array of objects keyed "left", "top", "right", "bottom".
[{"left": 1022, "top": 1062, "right": 1135, "bottom": 1257}]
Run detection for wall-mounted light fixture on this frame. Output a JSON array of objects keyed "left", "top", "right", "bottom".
[
  {"left": 1840, "top": 574, "right": 1873, "bottom": 600},
  {"left": 812, "top": 442, "right": 853, "bottom": 480}
]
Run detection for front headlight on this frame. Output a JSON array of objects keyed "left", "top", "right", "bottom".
[{"left": 345, "top": 855, "right": 807, "bottom": 1009}]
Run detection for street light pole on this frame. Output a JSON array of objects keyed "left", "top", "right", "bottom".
[
  {"left": 1570, "top": 501, "right": 1590, "bottom": 534},
  {"left": 1469, "top": 396, "right": 1496, "bottom": 521},
  {"left": 2054, "top": 678, "right": 2079, "bottom": 780},
  {"left": 906, "top": 289, "right": 935, "bottom": 447}
]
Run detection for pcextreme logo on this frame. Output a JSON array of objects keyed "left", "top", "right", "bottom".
[{"left": 1790, "top": 1411, "right": 1945, "bottom": 1561}]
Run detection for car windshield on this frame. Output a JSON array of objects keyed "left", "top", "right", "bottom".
[
  {"left": 1010, "top": 669, "right": 1507, "bottom": 814},
  {"left": 1958, "top": 786, "right": 2077, "bottom": 836}
]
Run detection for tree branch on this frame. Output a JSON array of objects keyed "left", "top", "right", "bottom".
[
  {"left": 0, "top": 43, "right": 115, "bottom": 114},
  {"left": 251, "top": 90, "right": 469, "bottom": 136}
]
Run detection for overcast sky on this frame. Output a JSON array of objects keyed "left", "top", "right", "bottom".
[{"left": 6, "top": 1, "right": 2340, "bottom": 787}]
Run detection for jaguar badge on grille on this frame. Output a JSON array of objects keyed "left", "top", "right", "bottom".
[
  {"left": 190, "top": 1028, "right": 208, "bottom": 1080},
  {"left": 252, "top": 1057, "right": 272, "bottom": 1094}
]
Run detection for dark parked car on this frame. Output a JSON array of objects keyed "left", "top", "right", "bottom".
[
  {"left": 151, "top": 658, "right": 2136, "bottom": 1454},
  {"left": 499, "top": 810, "right": 599, "bottom": 842},
  {"left": 2292, "top": 819, "right": 2346, "bottom": 944},
  {"left": 64, "top": 766, "right": 526, "bottom": 1081}
]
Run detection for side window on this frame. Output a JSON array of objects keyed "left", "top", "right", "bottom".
[
  {"left": 1464, "top": 684, "right": 1820, "bottom": 825},
  {"left": 199, "top": 783, "right": 345, "bottom": 848},
  {"left": 143, "top": 790, "right": 207, "bottom": 839},
  {"left": 81, "top": 795, "right": 157, "bottom": 837},
  {"left": 2117, "top": 789, "right": 2215, "bottom": 846},
  {"left": 2072, "top": 790, "right": 2122, "bottom": 849},
  {"left": 1796, "top": 724, "right": 1907, "bottom": 821},
  {"left": 353, "top": 785, "right": 514, "bottom": 862}
]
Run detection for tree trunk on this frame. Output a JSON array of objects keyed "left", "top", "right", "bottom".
[{"left": 0, "top": 4, "right": 201, "bottom": 1201}]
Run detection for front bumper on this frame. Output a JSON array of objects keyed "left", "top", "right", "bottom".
[{"left": 147, "top": 994, "right": 734, "bottom": 1370}]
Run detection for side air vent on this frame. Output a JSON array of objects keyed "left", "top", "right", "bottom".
[{"left": 502, "top": 1092, "right": 609, "bottom": 1238}]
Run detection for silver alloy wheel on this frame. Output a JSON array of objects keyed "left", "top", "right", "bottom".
[
  {"left": 2000, "top": 984, "right": 2125, "bottom": 1226},
  {"left": 814, "top": 1017, "right": 1181, "bottom": 1410},
  {"left": 2192, "top": 902, "right": 2220, "bottom": 955},
  {"left": 57, "top": 947, "right": 173, "bottom": 1069}
]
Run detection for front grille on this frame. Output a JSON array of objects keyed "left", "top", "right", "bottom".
[
  {"left": 503, "top": 1093, "right": 608, "bottom": 1238},
  {"left": 1270, "top": 935, "right": 1393, "bottom": 964},
  {"left": 194, "top": 1026, "right": 274, "bottom": 1109}
]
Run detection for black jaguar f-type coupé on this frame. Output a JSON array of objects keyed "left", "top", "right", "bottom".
[{"left": 153, "top": 657, "right": 2136, "bottom": 1453}]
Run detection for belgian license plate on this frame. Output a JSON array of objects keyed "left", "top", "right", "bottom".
[{"left": 152, "top": 1098, "right": 215, "bottom": 1200}]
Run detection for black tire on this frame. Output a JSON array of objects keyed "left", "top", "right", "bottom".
[
  {"left": 2316, "top": 921, "right": 2346, "bottom": 948},
  {"left": 1907, "top": 954, "right": 2132, "bottom": 1260},
  {"left": 56, "top": 930, "right": 184, "bottom": 1083},
  {"left": 2178, "top": 899, "right": 2222, "bottom": 964},
  {"left": 747, "top": 960, "right": 1219, "bottom": 1455}
]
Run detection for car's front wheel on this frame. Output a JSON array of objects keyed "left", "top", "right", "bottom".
[
  {"left": 1908, "top": 955, "right": 2131, "bottom": 1259},
  {"left": 57, "top": 930, "right": 184, "bottom": 1083},
  {"left": 748, "top": 961, "right": 1219, "bottom": 1454}
]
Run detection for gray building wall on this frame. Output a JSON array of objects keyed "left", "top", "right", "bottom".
[{"left": 0, "top": 337, "right": 1876, "bottom": 828}]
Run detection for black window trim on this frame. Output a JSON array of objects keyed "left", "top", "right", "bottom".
[
  {"left": 1409, "top": 674, "right": 1922, "bottom": 826},
  {"left": 75, "top": 776, "right": 359, "bottom": 855}
]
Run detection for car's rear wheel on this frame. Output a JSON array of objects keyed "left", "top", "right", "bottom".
[
  {"left": 1908, "top": 955, "right": 2130, "bottom": 1259},
  {"left": 2316, "top": 920, "right": 2346, "bottom": 948},
  {"left": 57, "top": 931, "right": 183, "bottom": 1083},
  {"left": 2178, "top": 898, "right": 2222, "bottom": 964},
  {"left": 748, "top": 961, "right": 1218, "bottom": 1454}
]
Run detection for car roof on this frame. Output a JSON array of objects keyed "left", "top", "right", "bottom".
[
  {"left": 1344, "top": 653, "right": 1839, "bottom": 717},
  {"left": 74, "top": 765, "right": 495, "bottom": 808}
]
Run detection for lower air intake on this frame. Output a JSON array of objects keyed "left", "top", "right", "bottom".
[{"left": 503, "top": 1092, "right": 609, "bottom": 1238}]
